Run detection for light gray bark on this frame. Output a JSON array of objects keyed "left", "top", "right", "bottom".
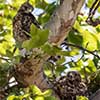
[
  {"left": 89, "top": 89, "right": 100, "bottom": 100},
  {"left": 45, "top": 0, "right": 84, "bottom": 45}
]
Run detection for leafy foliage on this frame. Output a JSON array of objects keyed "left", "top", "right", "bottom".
[
  {"left": 22, "top": 24, "right": 49, "bottom": 50},
  {"left": 7, "top": 85, "right": 56, "bottom": 100},
  {"left": 0, "top": 0, "right": 100, "bottom": 100},
  {"left": 76, "top": 96, "right": 89, "bottom": 100}
]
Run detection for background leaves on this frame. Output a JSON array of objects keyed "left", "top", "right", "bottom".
[{"left": 0, "top": 0, "right": 100, "bottom": 99}]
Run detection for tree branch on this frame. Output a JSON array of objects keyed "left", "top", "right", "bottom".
[
  {"left": 45, "top": 0, "right": 85, "bottom": 45},
  {"left": 14, "top": 0, "right": 85, "bottom": 100},
  {"left": 65, "top": 42, "right": 100, "bottom": 59}
]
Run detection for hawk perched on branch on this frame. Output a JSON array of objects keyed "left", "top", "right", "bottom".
[
  {"left": 13, "top": 1, "right": 40, "bottom": 43},
  {"left": 53, "top": 71, "right": 87, "bottom": 100}
]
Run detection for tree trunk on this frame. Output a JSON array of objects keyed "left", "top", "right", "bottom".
[
  {"left": 15, "top": 0, "right": 85, "bottom": 99},
  {"left": 89, "top": 89, "right": 100, "bottom": 100}
]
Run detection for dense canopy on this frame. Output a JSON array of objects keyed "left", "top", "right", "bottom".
[{"left": 0, "top": 0, "right": 100, "bottom": 100}]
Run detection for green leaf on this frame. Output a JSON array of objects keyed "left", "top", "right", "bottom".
[
  {"left": 30, "top": 24, "right": 38, "bottom": 36},
  {"left": 7, "top": 95, "right": 19, "bottom": 100},
  {"left": 22, "top": 94, "right": 30, "bottom": 98},
  {"left": 86, "top": 0, "right": 95, "bottom": 8},
  {"left": 42, "top": 44, "right": 55, "bottom": 55},
  {"left": 76, "top": 96, "right": 89, "bottom": 100},
  {"left": 37, "top": 29, "right": 49, "bottom": 45},
  {"left": 34, "top": 0, "right": 47, "bottom": 9},
  {"left": 22, "top": 39, "right": 32, "bottom": 50},
  {"left": 56, "top": 57, "right": 66, "bottom": 65},
  {"left": 44, "top": 96, "right": 56, "bottom": 100},
  {"left": 74, "top": 24, "right": 98, "bottom": 50},
  {"left": 56, "top": 65, "right": 66, "bottom": 72},
  {"left": 22, "top": 36, "right": 40, "bottom": 50},
  {"left": 42, "top": 43, "right": 62, "bottom": 55},
  {"left": 93, "top": 56, "right": 99, "bottom": 67},
  {"left": 23, "top": 25, "right": 49, "bottom": 49},
  {"left": 97, "top": 6, "right": 100, "bottom": 13},
  {"left": 44, "top": 62, "right": 53, "bottom": 77},
  {"left": 38, "top": 13, "right": 51, "bottom": 24},
  {"left": 68, "top": 48, "right": 79, "bottom": 56},
  {"left": 87, "top": 59, "right": 97, "bottom": 72},
  {"left": 55, "top": 65, "right": 66, "bottom": 76},
  {"left": 0, "top": 3, "right": 6, "bottom": 10},
  {"left": 34, "top": 96, "right": 44, "bottom": 100},
  {"left": 83, "top": 31, "right": 97, "bottom": 50},
  {"left": 29, "top": 85, "right": 42, "bottom": 95},
  {"left": 38, "top": 2, "right": 56, "bottom": 24},
  {"left": 42, "top": 89, "right": 52, "bottom": 97},
  {"left": 68, "top": 30, "right": 83, "bottom": 45},
  {"left": 96, "top": 25, "right": 100, "bottom": 32}
]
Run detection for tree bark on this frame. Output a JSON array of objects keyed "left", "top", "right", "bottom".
[
  {"left": 89, "top": 89, "right": 100, "bottom": 100},
  {"left": 45, "top": 0, "right": 84, "bottom": 45},
  {"left": 15, "top": 0, "right": 85, "bottom": 99}
]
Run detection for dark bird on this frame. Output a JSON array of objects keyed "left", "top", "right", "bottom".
[{"left": 13, "top": 1, "right": 40, "bottom": 43}]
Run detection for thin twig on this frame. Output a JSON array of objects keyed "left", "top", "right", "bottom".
[
  {"left": 0, "top": 57, "right": 10, "bottom": 63},
  {"left": 65, "top": 42, "right": 100, "bottom": 59}
]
